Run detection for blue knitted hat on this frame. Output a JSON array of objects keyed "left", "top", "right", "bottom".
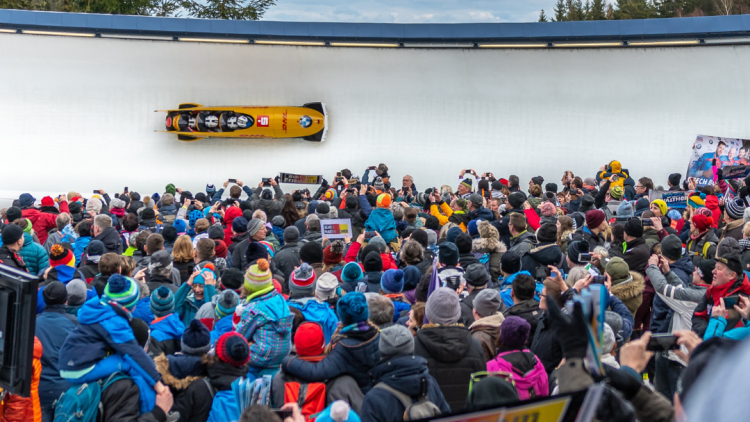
[
  {"left": 337, "top": 292, "right": 369, "bottom": 325},
  {"left": 403, "top": 266, "right": 422, "bottom": 291},
  {"left": 232, "top": 216, "right": 248, "bottom": 233},
  {"left": 468, "top": 220, "right": 480, "bottom": 237},
  {"left": 150, "top": 286, "right": 174, "bottom": 318},
  {"left": 341, "top": 262, "right": 364, "bottom": 283},
  {"left": 193, "top": 268, "right": 215, "bottom": 286},
  {"left": 446, "top": 226, "right": 463, "bottom": 244},
  {"left": 181, "top": 320, "right": 211, "bottom": 356},
  {"left": 104, "top": 274, "right": 140, "bottom": 311},
  {"left": 381, "top": 269, "right": 405, "bottom": 294},
  {"left": 189, "top": 210, "right": 203, "bottom": 228},
  {"left": 173, "top": 219, "right": 187, "bottom": 234}
]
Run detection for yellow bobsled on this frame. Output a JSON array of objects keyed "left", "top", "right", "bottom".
[{"left": 158, "top": 102, "right": 328, "bottom": 142}]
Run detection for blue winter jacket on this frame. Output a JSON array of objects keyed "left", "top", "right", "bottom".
[
  {"left": 132, "top": 297, "right": 155, "bottom": 325},
  {"left": 608, "top": 295, "right": 635, "bottom": 343},
  {"left": 210, "top": 314, "right": 234, "bottom": 345},
  {"left": 20, "top": 232, "right": 49, "bottom": 276},
  {"left": 704, "top": 317, "right": 750, "bottom": 341},
  {"left": 73, "top": 236, "right": 91, "bottom": 266},
  {"left": 497, "top": 271, "right": 535, "bottom": 308},
  {"left": 35, "top": 305, "right": 78, "bottom": 412},
  {"left": 364, "top": 208, "right": 398, "bottom": 244},
  {"left": 37, "top": 268, "right": 97, "bottom": 314},
  {"left": 288, "top": 298, "right": 339, "bottom": 344},
  {"left": 58, "top": 297, "right": 161, "bottom": 383},
  {"left": 150, "top": 313, "right": 185, "bottom": 343},
  {"left": 281, "top": 327, "right": 380, "bottom": 393},
  {"left": 468, "top": 206, "right": 495, "bottom": 222}
]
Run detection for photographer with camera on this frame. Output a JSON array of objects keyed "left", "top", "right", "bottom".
[{"left": 248, "top": 177, "right": 286, "bottom": 220}]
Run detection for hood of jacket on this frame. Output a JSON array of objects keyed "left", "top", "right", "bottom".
[
  {"left": 369, "top": 355, "right": 432, "bottom": 395},
  {"left": 151, "top": 314, "right": 185, "bottom": 340},
  {"left": 510, "top": 231, "right": 537, "bottom": 248},
  {"left": 670, "top": 256, "right": 695, "bottom": 278},
  {"left": 416, "top": 324, "right": 474, "bottom": 362},
  {"left": 155, "top": 354, "right": 206, "bottom": 390},
  {"left": 469, "top": 313, "right": 505, "bottom": 331},
  {"left": 468, "top": 206, "right": 494, "bottom": 222},
  {"left": 23, "top": 232, "right": 34, "bottom": 247},
  {"left": 472, "top": 221, "right": 506, "bottom": 254},
  {"left": 95, "top": 226, "right": 121, "bottom": 251},
  {"left": 206, "top": 357, "right": 249, "bottom": 390},
  {"left": 498, "top": 271, "right": 532, "bottom": 289},
  {"left": 526, "top": 243, "right": 563, "bottom": 266},
  {"left": 610, "top": 271, "right": 645, "bottom": 301}
]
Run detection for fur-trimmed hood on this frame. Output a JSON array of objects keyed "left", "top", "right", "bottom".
[
  {"left": 472, "top": 221, "right": 507, "bottom": 254},
  {"left": 610, "top": 271, "right": 645, "bottom": 301},
  {"left": 154, "top": 353, "right": 208, "bottom": 390}
]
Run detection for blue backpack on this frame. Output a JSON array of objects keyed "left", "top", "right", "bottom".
[{"left": 53, "top": 372, "right": 128, "bottom": 422}]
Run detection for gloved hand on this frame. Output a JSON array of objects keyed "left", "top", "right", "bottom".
[
  {"left": 545, "top": 295, "right": 588, "bottom": 359},
  {"left": 717, "top": 167, "right": 724, "bottom": 180},
  {"left": 603, "top": 365, "right": 642, "bottom": 401}
]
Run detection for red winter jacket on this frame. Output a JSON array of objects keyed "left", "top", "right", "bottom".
[
  {"left": 21, "top": 202, "right": 68, "bottom": 244},
  {"left": 223, "top": 206, "right": 243, "bottom": 245},
  {"left": 705, "top": 196, "right": 721, "bottom": 229}
]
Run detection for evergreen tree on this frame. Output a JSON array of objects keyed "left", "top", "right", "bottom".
[
  {"left": 614, "top": 0, "right": 656, "bottom": 19},
  {"left": 589, "top": 0, "right": 607, "bottom": 19},
  {"left": 187, "top": 0, "right": 273, "bottom": 19},
  {"left": 553, "top": 0, "right": 567, "bottom": 20},
  {"left": 539, "top": 9, "right": 549, "bottom": 22}
]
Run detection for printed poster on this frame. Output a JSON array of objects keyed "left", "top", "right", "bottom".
[
  {"left": 686, "top": 135, "right": 750, "bottom": 187},
  {"left": 279, "top": 172, "right": 323, "bottom": 184},
  {"left": 433, "top": 395, "right": 571, "bottom": 422},
  {"left": 321, "top": 218, "right": 352, "bottom": 239},
  {"left": 649, "top": 190, "right": 689, "bottom": 209}
]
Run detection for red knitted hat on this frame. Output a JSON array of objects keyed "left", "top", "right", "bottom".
[
  {"left": 585, "top": 210, "right": 606, "bottom": 229},
  {"left": 216, "top": 332, "right": 250, "bottom": 367},
  {"left": 214, "top": 240, "right": 228, "bottom": 259},
  {"left": 691, "top": 214, "right": 713, "bottom": 232},
  {"left": 294, "top": 322, "right": 325, "bottom": 357},
  {"left": 498, "top": 178, "right": 509, "bottom": 187},
  {"left": 323, "top": 240, "right": 344, "bottom": 266},
  {"left": 41, "top": 196, "right": 55, "bottom": 207}
]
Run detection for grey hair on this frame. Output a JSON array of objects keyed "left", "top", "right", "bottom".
[
  {"left": 392, "top": 206, "right": 404, "bottom": 220},
  {"left": 56, "top": 212, "right": 71, "bottom": 230},
  {"left": 306, "top": 214, "right": 320, "bottom": 231},
  {"left": 94, "top": 214, "right": 112, "bottom": 230},
  {"left": 252, "top": 209, "right": 267, "bottom": 223},
  {"left": 566, "top": 266, "right": 589, "bottom": 288},
  {"left": 86, "top": 197, "right": 103, "bottom": 214},
  {"left": 366, "top": 294, "right": 395, "bottom": 328}
]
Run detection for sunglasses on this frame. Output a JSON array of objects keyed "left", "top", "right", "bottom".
[{"left": 468, "top": 371, "right": 516, "bottom": 395}]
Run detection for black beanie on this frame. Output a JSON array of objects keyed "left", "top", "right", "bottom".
[
  {"left": 299, "top": 241, "right": 324, "bottom": 264},
  {"left": 6, "top": 206, "right": 22, "bottom": 223},
  {"left": 491, "top": 181, "right": 504, "bottom": 191},
  {"left": 545, "top": 183, "right": 558, "bottom": 193},
  {"left": 43, "top": 281, "right": 68, "bottom": 306},
  {"left": 345, "top": 196, "right": 358, "bottom": 209},
  {"left": 501, "top": 250, "right": 521, "bottom": 274},
  {"left": 624, "top": 218, "right": 644, "bottom": 238},
  {"left": 221, "top": 268, "right": 244, "bottom": 291},
  {"left": 508, "top": 192, "right": 525, "bottom": 209},
  {"left": 410, "top": 230, "right": 428, "bottom": 248},
  {"left": 363, "top": 250, "right": 383, "bottom": 272},
  {"left": 424, "top": 216, "right": 440, "bottom": 230},
  {"left": 162, "top": 225, "right": 177, "bottom": 242},
  {"left": 455, "top": 233, "right": 472, "bottom": 254},
  {"left": 141, "top": 208, "right": 155, "bottom": 221},
  {"left": 567, "top": 240, "right": 590, "bottom": 265},
  {"left": 536, "top": 223, "right": 557, "bottom": 243},
  {"left": 1, "top": 225, "right": 23, "bottom": 245},
  {"left": 668, "top": 173, "right": 682, "bottom": 187}
]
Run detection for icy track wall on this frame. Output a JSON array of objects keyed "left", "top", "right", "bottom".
[{"left": 2, "top": 33, "right": 750, "bottom": 196}]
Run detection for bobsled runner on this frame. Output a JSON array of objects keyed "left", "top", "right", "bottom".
[{"left": 157, "top": 102, "right": 328, "bottom": 142}]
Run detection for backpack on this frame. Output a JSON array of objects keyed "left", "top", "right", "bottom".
[
  {"left": 284, "top": 381, "right": 327, "bottom": 422},
  {"left": 490, "top": 350, "right": 548, "bottom": 400},
  {"left": 53, "top": 372, "right": 128, "bottom": 422},
  {"left": 373, "top": 378, "right": 442, "bottom": 421}
]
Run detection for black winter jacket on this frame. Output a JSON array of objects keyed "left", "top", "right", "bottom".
[
  {"left": 98, "top": 378, "right": 167, "bottom": 422},
  {"left": 520, "top": 243, "right": 563, "bottom": 276},
  {"left": 530, "top": 312, "right": 563, "bottom": 375},
  {"left": 174, "top": 358, "right": 248, "bottom": 422},
  {"left": 414, "top": 325, "right": 485, "bottom": 411},
  {"left": 503, "top": 300, "right": 541, "bottom": 347},
  {"left": 92, "top": 226, "right": 124, "bottom": 255},
  {"left": 272, "top": 241, "right": 301, "bottom": 284}
]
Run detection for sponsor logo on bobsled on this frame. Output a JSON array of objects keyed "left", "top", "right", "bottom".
[
  {"left": 282, "top": 110, "right": 288, "bottom": 133},
  {"left": 299, "top": 115, "right": 312, "bottom": 128},
  {"left": 257, "top": 115, "right": 270, "bottom": 127},
  {"left": 166, "top": 117, "right": 172, "bottom": 127},
  {"left": 237, "top": 115, "right": 255, "bottom": 129}
]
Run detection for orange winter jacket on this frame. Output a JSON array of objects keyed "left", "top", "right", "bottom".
[{"left": 1, "top": 337, "right": 42, "bottom": 422}]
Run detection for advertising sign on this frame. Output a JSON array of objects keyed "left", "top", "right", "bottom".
[
  {"left": 279, "top": 172, "right": 323, "bottom": 184},
  {"left": 321, "top": 219, "right": 352, "bottom": 239},
  {"left": 686, "top": 135, "right": 750, "bottom": 187}
]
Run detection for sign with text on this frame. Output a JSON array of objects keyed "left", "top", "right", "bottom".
[
  {"left": 279, "top": 172, "right": 322, "bottom": 185},
  {"left": 434, "top": 395, "right": 571, "bottom": 422},
  {"left": 650, "top": 190, "right": 690, "bottom": 209},
  {"left": 321, "top": 218, "right": 352, "bottom": 239},
  {"left": 686, "top": 134, "right": 750, "bottom": 187},
  {"left": 723, "top": 165, "right": 750, "bottom": 180}
]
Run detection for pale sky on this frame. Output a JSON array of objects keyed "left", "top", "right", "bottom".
[{"left": 263, "top": 0, "right": 565, "bottom": 23}]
